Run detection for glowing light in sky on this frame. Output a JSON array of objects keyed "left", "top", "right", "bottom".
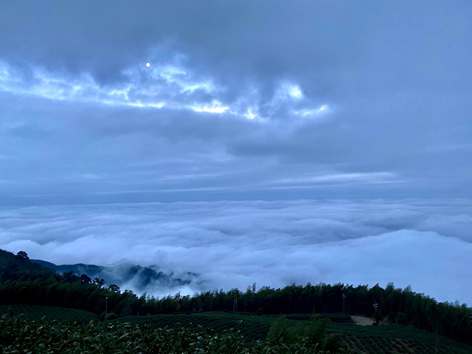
[
  {"left": 288, "top": 85, "right": 303, "bottom": 100},
  {"left": 189, "top": 100, "right": 228, "bottom": 114},
  {"left": 293, "top": 105, "right": 330, "bottom": 118},
  {"left": 244, "top": 108, "right": 257, "bottom": 120},
  {"left": 146, "top": 63, "right": 151, "bottom": 67}
]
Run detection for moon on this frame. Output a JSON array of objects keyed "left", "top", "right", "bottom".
[{"left": 146, "top": 63, "right": 150, "bottom": 67}]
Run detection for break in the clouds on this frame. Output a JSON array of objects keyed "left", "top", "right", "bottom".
[
  {"left": 1, "top": 199, "right": 472, "bottom": 304},
  {"left": 0, "top": 1, "right": 471, "bottom": 305}
]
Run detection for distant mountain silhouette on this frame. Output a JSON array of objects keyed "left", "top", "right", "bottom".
[{"left": 32, "top": 259, "right": 198, "bottom": 293}]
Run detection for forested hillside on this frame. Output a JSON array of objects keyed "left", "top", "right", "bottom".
[
  {"left": 0, "top": 249, "right": 137, "bottom": 318},
  {"left": 1, "top": 249, "right": 472, "bottom": 346},
  {"left": 31, "top": 258, "right": 197, "bottom": 293}
]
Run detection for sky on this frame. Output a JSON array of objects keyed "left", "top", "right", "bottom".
[{"left": 0, "top": 1, "right": 471, "bottom": 304}]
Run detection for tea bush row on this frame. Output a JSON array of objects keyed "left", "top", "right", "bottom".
[
  {"left": 115, "top": 313, "right": 272, "bottom": 341},
  {"left": 0, "top": 315, "right": 352, "bottom": 354},
  {"left": 0, "top": 304, "right": 98, "bottom": 323}
]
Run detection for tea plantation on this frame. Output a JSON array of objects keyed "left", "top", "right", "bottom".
[
  {"left": 325, "top": 322, "right": 472, "bottom": 354},
  {"left": 0, "top": 314, "right": 343, "bottom": 353},
  {"left": 114, "top": 312, "right": 472, "bottom": 354},
  {"left": 0, "top": 304, "right": 98, "bottom": 323},
  {"left": 114, "top": 312, "right": 277, "bottom": 341},
  {"left": 2, "top": 307, "right": 472, "bottom": 353}
]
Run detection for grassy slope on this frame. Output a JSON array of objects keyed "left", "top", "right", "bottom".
[
  {"left": 0, "top": 304, "right": 98, "bottom": 323},
  {"left": 114, "top": 312, "right": 472, "bottom": 354}
]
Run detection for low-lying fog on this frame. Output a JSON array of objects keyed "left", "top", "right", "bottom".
[{"left": 1, "top": 198, "right": 471, "bottom": 305}]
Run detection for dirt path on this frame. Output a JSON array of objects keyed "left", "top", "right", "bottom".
[{"left": 351, "top": 316, "right": 374, "bottom": 326}]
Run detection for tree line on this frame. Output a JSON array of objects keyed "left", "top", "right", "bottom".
[{"left": 149, "top": 282, "right": 472, "bottom": 344}]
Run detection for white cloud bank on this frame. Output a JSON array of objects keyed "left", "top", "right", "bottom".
[{"left": 0, "top": 199, "right": 471, "bottom": 304}]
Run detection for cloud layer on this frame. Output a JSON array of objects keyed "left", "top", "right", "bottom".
[
  {"left": 1, "top": 199, "right": 471, "bottom": 304},
  {"left": 0, "top": 1, "right": 471, "bottom": 204}
]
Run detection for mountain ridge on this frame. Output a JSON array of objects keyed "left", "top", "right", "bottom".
[{"left": 31, "top": 258, "right": 199, "bottom": 293}]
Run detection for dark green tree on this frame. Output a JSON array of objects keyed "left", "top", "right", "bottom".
[
  {"left": 16, "top": 251, "right": 29, "bottom": 260},
  {"left": 397, "top": 311, "right": 406, "bottom": 325},
  {"left": 374, "top": 309, "right": 383, "bottom": 324},
  {"left": 93, "top": 277, "right": 105, "bottom": 288},
  {"left": 109, "top": 284, "right": 120, "bottom": 292},
  {"left": 80, "top": 274, "right": 92, "bottom": 284}
]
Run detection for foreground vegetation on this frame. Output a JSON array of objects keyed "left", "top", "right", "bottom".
[
  {"left": 0, "top": 314, "right": 348, "bottom": 354},
  {"left": 2, "top": 309, "right": 472, "bottom": 354}
]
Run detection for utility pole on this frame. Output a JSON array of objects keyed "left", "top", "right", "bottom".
[
  {"left": 105, "top": 296, "right": 108, "bottom": 320},
  {"left": 342, "top": 292, "right": 346, "bottom": 314}
]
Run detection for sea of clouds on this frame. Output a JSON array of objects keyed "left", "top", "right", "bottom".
[{"left": 1, "top": 199, "right": 471, "bottom": 305}]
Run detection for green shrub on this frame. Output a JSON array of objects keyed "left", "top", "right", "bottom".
[
  {"left": 266, "top": 315, "right": 295, "bottom": 344},
  {"left": 397, "top": 312, "right": 406, "bottom": 325}
]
